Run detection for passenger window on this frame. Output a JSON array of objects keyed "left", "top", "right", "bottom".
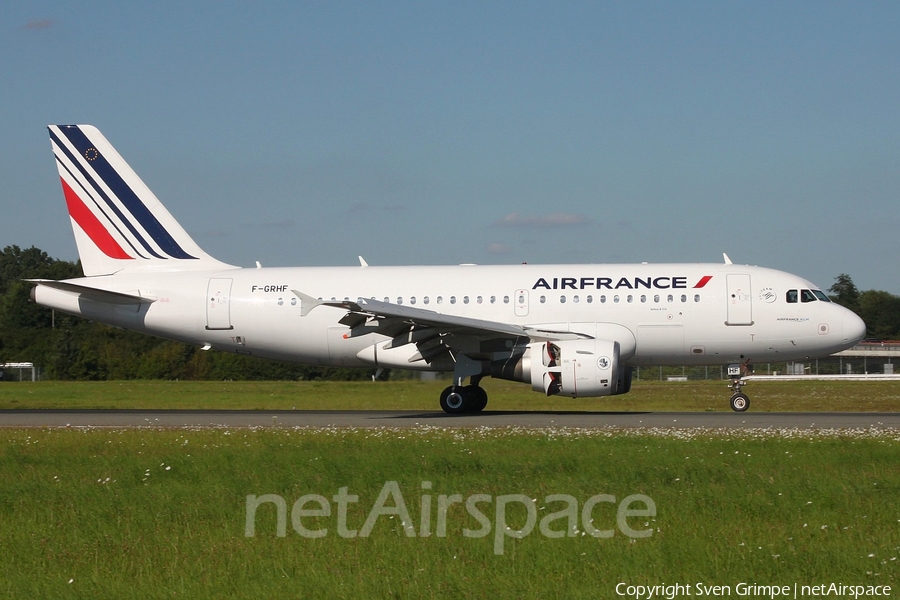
[
  {"left": 640, "top": 295, "right": 646, "bottom": 303},
  {"left": 450, "top": 296, "right": 456, "bottom": 304},
  {"left": 680, "top": 294, "right": 687, "bottom": 303},
  {"left": 291, "top": 297, "right": 297, "bottom": 306},
  {"left": 667, "top": 294, "right": 673, "bottom": 303},
  {"left": 504, "top": 295, "right": 510, "bottom": 304},
  {"left": 573, "top": 295, "right": 579, "bottom": 303},
  {"left": 586, "top": 295, "right": 593, "bottom": 303},
  {"left": 490, "top": 296, "right": 496, "bottom": 304},
  {"left": 613, "top": 295, "right": 619, "bottom": 304},
  {"left": 423, "top": 296, "right": 429, "bottom": 305},
  {"left": 801, "top": 289, "right": 817, "bottom": 303},
  {"left": 476, "top": 296, "right": 483, "bottom": 304},
  {"left": 600, "top": 295, "right": 606, "bottom": 304},
  {"left": 463, "top": 296, "right": 470, "bottom": 304},
  {"left": 410, "top": 296, "right": 416, "bottom": 305},
  {"left": 627, "top": 295, "right": 633, "bottom": 303},
  {"left": 786, "top": 290, "right": 798, "bottom": 303},
  {"left": 540, "top": 295, "right": 546, "bottom": 303},
  {"left": 397, "top": 297, "right": 403, "bottom": 305},
  {"left": 693, "top": 294, "right": 700, "bottom": 303},
  {"left": 436, "top": 296, "right": 443, "bottom": 304}
]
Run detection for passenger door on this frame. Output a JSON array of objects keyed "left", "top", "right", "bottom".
[
  {"left": 206, "top": 278, "right": 234, "bottom": 330},
  {"left": 725, "top": 274, "right": 752, "bottom": 326}
]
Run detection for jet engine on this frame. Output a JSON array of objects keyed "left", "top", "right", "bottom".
[{"left": 491, "top": 339, "right": 632, "bottom": 397}]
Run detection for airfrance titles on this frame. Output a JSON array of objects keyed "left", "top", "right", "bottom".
[{"left": 532, "top": 275, "right": 712, "bottom": 291}]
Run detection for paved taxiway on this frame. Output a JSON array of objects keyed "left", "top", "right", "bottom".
[{"left": 0, "top": 410, "right": 898, "bottom": 429}]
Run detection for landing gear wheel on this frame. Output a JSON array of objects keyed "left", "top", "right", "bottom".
[
  {"left": 730, "top": 393, "right": 750, "bottom": 412},
  {"left": 466, "top": 385, "right": 488, "bottom": 412},
  {"left": 440, "top": 386, "right": 468, "bottom": 414}
]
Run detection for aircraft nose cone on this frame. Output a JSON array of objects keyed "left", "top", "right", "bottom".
[{"left": 843, "top": 310, "right": 867, "bottom": 345}]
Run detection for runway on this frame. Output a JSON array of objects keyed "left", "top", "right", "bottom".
[{"left": 1, "top": 409, "right": 899, "bottom": 429}]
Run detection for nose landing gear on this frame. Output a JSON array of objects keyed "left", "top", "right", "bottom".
[{"left": 727, "top": 363, "right": 751, "bottom": 412}]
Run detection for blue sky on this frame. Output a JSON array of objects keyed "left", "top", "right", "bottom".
[{"left": 3, "top": 2, "right": 899, "bottom": 293}]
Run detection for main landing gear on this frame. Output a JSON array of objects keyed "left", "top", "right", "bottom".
[
  {"left": 727, "top": 363, "right": 750, "bottom": 412},
  {"left": 439, "top": 371, "right": 489, "bottom": 414},
  {"left": 439, "top": 356, "right": 489, "bottom": 414},
  {"left": 439, "top": 384, "right": 488, "bottom": 414}
]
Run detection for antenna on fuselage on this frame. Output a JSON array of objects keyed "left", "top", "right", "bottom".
[{"left": 723, "top": 253, "right": 733, "bottom": 265}]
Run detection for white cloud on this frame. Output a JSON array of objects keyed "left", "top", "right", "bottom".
[
  {"left": 24, "top": 19, "right": 55, "bottom": 30},
  {"left": 493, "top": 212, "right": 590, "bottom": 228},
  {"left": 485, "top": 243, "right": 513, "bottom": 254}
]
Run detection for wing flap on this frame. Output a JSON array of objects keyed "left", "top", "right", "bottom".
[{"left": 292, "top": 290, "right": 592, "bottom": 343}]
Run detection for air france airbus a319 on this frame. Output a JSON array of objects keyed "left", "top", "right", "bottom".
[{"left": 29, "top": 125, "right": 867, "bottom": 412}]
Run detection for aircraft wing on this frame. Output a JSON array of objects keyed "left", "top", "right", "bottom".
[{"left": 293, "top": 290, "right": 589, "bottom": 363}]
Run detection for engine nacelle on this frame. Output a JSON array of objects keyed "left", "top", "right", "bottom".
[{"left": 492, "top": 339, "right": 629, "bottom": 397}]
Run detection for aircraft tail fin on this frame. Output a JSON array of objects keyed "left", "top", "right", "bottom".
[{"left": 48, "top": 125, "right": 235, "bottom": 276}]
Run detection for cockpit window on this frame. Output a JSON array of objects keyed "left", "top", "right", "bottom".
[
  {"left": 801, "top": 289, "right": 817, "bottom": 303},
  {"left": 813, "top": 290, "right": 831, "bottom": 302},
  {"left": 786, "top": 290, "right": 798, "bottom": 303}
]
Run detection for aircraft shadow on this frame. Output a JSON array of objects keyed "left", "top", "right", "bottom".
[{"left": 384, "top": 410, "right": 653, "bottom": 419}]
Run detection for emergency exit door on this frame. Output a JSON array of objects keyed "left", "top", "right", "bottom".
[{"left": 514, "top": 289, "right": 529, "bottom": 317}]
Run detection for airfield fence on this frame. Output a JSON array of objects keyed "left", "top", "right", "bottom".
[
  {"left": 1, "top": 345, "right": 896, "bottom": 383},
  {"left": 634, "top": 343, "right": 899, "bottom": 381},
  {"left": 633, "top": 358, "right": 893, "bottom": 382}
]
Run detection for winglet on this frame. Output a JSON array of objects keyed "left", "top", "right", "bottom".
[{"left": 292, "top": 290, "right": 324, "bottom": 317}]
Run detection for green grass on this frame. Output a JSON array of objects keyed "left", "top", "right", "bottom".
[
  {"left": 0, "top": 427, "right": 898, "bottom": 598},
  {"left": 0, "top": 379, "right": 899, "bottom": 411}
]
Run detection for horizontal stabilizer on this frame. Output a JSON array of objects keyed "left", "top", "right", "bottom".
[{"left": 26, "top": 279, "right": 155, "bottom": 305}]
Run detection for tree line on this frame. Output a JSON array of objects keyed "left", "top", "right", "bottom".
[
  {"left": 0, "top": 246, "right": 378, "bottom": 381},
  {"left": 1, "top": 245, "right": 898, "bottom": 381}
]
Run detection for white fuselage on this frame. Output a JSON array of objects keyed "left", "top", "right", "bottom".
[{"left": 33, "top": 262, "right": 866, "bottom": 370}]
